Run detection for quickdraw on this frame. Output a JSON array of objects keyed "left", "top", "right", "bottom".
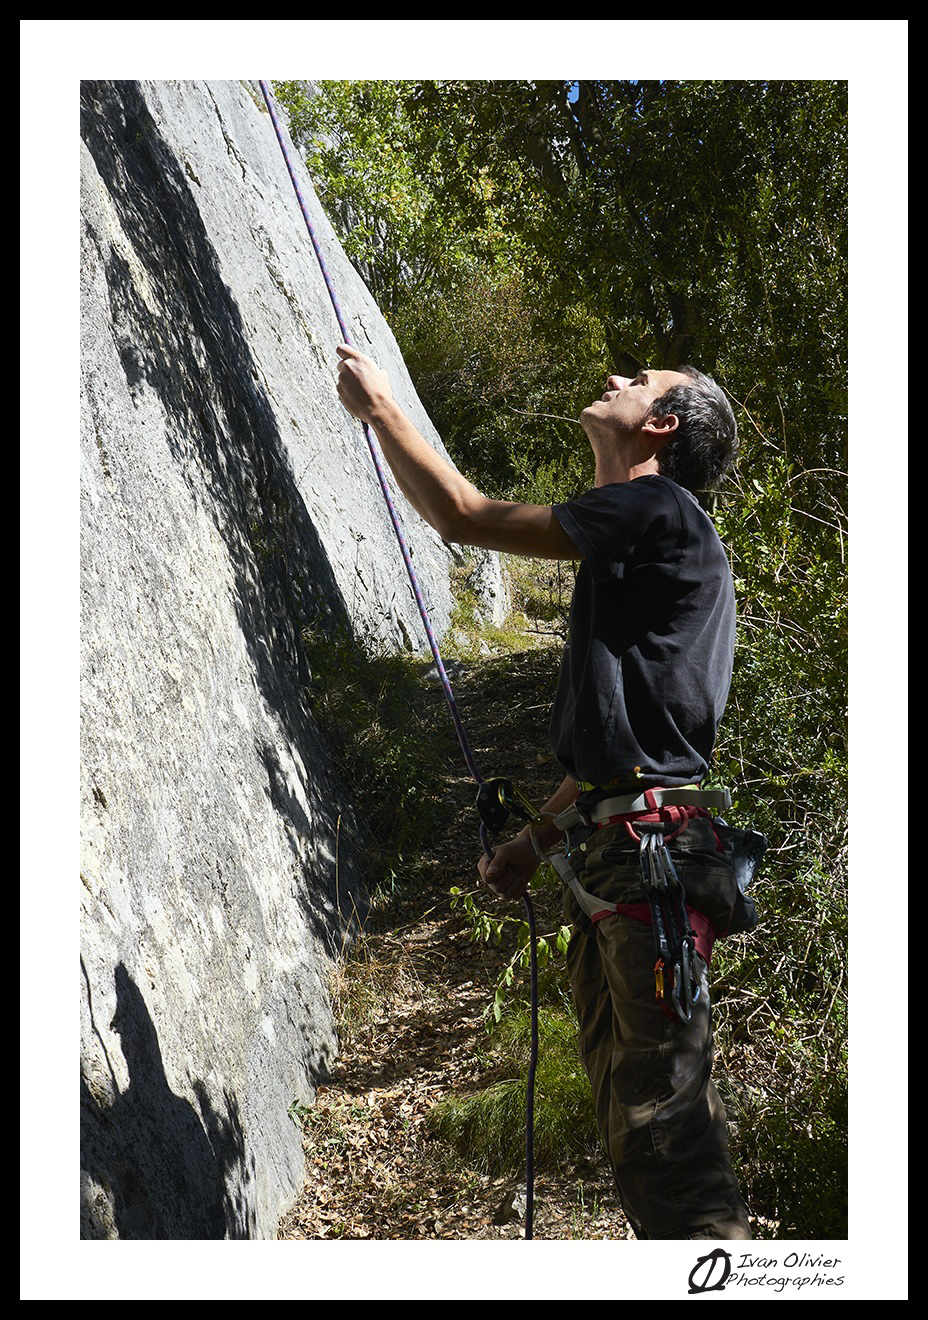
[{"left": 635, "top": 822, "right": 701, "bottom": 1023}]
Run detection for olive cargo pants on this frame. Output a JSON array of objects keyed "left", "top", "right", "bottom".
[{"left": 564, "top": 819, "right": 752, "bottom": 1240}]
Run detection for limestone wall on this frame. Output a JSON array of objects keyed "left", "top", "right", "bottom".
[{"left": 79, "top": 79, "right": 504, "bottom": 1239}]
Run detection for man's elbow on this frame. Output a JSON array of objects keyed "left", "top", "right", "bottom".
[{"left": 435, "top": 494, "right": 487, "bottom": 547}]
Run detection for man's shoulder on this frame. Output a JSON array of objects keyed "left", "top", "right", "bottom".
[
  {"left": 553, "top": 476, "right": 689, "bottom": 577},
  {"left": 558, "top": 474, "right": 679, "bottom": 520},
  {"left": 650, "top": 476, "right": 728, "bottom": 543}
]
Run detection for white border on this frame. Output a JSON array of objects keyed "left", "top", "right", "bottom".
[{"left": 22, "top": 18, "right": 907, "bottom": 1302}]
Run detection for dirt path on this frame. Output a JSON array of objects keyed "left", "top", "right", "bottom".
[{"left": 277, "top": 648, "right": 632, "bottom": 1241}]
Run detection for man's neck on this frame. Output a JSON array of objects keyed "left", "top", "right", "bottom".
[{"left": 593, "top": 452, "right": 661, "bottom": 487}]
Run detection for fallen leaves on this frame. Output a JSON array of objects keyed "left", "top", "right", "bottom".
[{"left": 277, "top": 650, "right": 631, "bottom": 1242}]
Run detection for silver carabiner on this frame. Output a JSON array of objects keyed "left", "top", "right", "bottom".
[
  {"left": 671, "top": 961, "right": 692, "bottom": 1023},
  {"left": 672, "top": 939, "right": 701, "bottom": 1023},
  {"left": 639, "top": 827, "right": 666, "bottom": 892}
]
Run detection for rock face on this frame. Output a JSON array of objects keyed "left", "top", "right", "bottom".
[{"left": 79, "top": 79, "right": 506, "bottom": 1240}]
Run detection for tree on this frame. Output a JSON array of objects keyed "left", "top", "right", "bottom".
[{"left": 275, "top": 78, "right": 849, "bottom": 1236}]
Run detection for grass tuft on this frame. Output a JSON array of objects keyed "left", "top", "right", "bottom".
[{"left": 428, "top": 1005, "right": 598, "bottom": 1175}]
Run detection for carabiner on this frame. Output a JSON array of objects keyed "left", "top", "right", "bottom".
[{"left": 671, "top": 938, "right": 700, "bottom": 1023}]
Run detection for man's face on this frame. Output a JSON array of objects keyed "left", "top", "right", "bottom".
[{"left": 581, "top": 368, "right": 691, "bottom": 438}]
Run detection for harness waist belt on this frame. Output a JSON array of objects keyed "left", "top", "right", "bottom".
[
  {"left": 589, "top": 785, "right": 731, "bottom": 822},
  {"left": 552, "top": 785, "right": 731, "bottom": 835}
]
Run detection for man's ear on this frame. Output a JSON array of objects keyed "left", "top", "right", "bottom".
[{"left": 643, "top": 412, "right": 679, "bottom": 443}]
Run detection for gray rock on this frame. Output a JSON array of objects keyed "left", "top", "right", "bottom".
[
  {"left": 79, "top": 79, "right": 506, "bottom": 1240},
  {"left": 466, "top": 550, "right": 511, "bottom": 627}
]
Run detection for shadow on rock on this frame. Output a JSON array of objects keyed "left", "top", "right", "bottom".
[{"left": 81, "top": 961, "right": 255, "bottom": 1239}]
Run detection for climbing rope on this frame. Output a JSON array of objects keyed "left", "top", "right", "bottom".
[{"left": 259, "top": 80, "right": 539, "bottom": 1239}]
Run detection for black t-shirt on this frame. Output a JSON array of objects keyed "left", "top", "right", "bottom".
[{"left": 549, "top": 475, "right": 735, "bottom": 789}]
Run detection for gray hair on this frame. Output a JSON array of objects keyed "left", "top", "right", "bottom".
[{"left": 651, "top": 367, "right": 739, "bottom": 494}]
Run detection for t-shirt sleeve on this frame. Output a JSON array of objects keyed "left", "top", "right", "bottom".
[{"left": 553, "top": 479, "right": 679, "bottom": 582}]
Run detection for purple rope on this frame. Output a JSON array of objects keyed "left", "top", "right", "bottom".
[
  {"left": 258, "top": 79, "right": 536, "bottom": 1238},
  {"left": 258, "top": 80, "right": 485, "bottom": 793}
]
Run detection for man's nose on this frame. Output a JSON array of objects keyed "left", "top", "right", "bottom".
[{"left": 606, "top": 375, "right": 632, "bottom": 391}]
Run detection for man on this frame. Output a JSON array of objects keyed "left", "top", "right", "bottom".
[{"left": 336, "top": 343, "right": 753, "bottom": 1240}]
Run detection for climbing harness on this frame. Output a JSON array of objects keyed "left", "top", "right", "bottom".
[
  {"left": 537, "top": 786, "right": 734, "bottom": 1024},
  {"left": 259, "top": 81, "right": 540, "bottom": 1238}
]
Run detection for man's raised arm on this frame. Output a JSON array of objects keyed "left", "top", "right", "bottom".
[{"left": 336, "top": 344, "right": 579, "bottom": 560}]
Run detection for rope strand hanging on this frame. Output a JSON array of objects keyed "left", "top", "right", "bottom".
[{"left": 258, "top": 79, "right": 539, "bottom": 1240}]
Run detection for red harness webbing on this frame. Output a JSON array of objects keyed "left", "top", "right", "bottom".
[{"left": 591, "top": 900, "right": 719, "bottom": 965}]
